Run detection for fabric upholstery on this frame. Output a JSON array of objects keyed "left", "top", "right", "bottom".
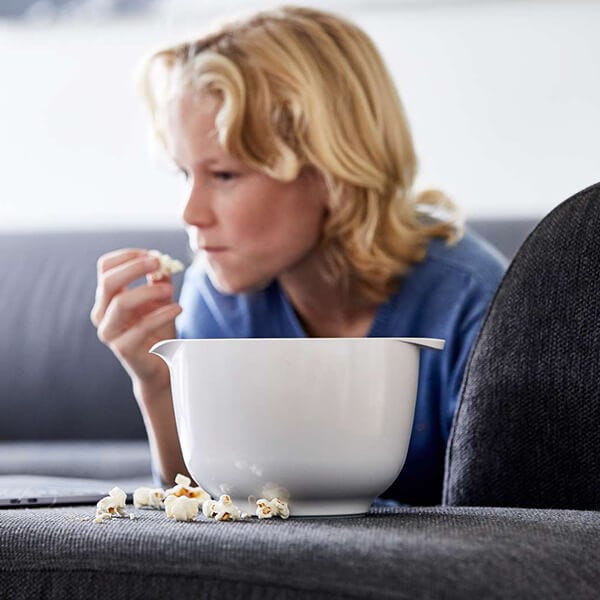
[
  {"left": 2, "top": 217, "right": 595, "bottom": 599},
  {"left": 1, "top": 504, "right": 599, "bottom": 599},
  {"left": 0, "top": 230, "right": 190, "bottom": 440},
  {"left": 0, "top": 441, "right": 152, "bottom": 479},
  {"left": 444, "top": 182, "right": 600, "bottom": 510},
  {"left": 465, "top": 218, "right": 536, "bottom": 261}
]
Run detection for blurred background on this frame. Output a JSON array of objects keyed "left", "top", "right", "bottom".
[{"left": 1, "top": 0, "right": 598, "bottom": 230}]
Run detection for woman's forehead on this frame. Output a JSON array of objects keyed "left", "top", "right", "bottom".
[
  {"left": 169, "top": 88, "right": 220, "bottom": 122},
  {"left": 164, "top": 90, "right": 243, "bottom": 168},
  {"left": 165, "top": 93, "right": 218, "bottom": 155}
]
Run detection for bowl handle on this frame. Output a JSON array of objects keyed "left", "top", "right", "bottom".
[{"left": 396, "top": 337, "right": 445, "bottom": 351}]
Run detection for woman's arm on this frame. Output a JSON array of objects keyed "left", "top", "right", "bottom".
[
  {"left": 90, "top": 248, "right": 190, "bottom": 487},
  {"left": 133, "top": 379, "right": 191, "bottom": 487}
]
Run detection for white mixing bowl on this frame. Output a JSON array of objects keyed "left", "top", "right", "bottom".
[{"left": 150, "top": 337, "right": 444, "bottom": 517}]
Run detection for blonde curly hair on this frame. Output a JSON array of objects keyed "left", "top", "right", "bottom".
[{"left": 138, "top": 5, "right": 463, "bottom": 304}]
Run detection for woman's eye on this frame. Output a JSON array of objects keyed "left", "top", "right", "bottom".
[{"left": 213, "top": 171, "right": 237, "bottom": 182}]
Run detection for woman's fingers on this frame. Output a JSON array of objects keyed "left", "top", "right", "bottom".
[
  {"left": 109, "top": 303, "right": 183, "bottom": 360},
  {"left": 96, "top": 283, "right": 174, "bottom": 343},
  {"left": 96, "top": 248, "right": 149, "bottom": 276},
  {"left": 91, "top": 254, "right": 160, "bottom": 326},
  {"left": 90, "top": 247, "right": 184, "bottom": 386}
]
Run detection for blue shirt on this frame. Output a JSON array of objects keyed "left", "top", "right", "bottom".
[{"left": 176, "top": 228, "right": 508, "bottom": 505}]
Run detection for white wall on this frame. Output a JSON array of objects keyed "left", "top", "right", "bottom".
[{"left": 1, "top": 0, "right": 599, "bottom": 230}]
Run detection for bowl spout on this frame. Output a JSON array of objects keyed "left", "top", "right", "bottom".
[{"left": 149, "top": 339, "right": 182, "bottom": 366}]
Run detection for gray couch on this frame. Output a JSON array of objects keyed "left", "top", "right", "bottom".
[{"left": 3, "top": 212, "right": 600, "bottom": 599}]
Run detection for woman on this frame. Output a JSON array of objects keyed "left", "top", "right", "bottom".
[{"left": 90, "top": 6, "right": 507, "bottom": 505}]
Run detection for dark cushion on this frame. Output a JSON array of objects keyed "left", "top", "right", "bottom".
[
  {"left": 444, "top": 182, "right": 600, "bottom": 510},
  {"left": 1, "top": 504, "right": 599, "bottom": 599},
  {"left": 0, "top": 230, "right": 189, "bottom": 440}
]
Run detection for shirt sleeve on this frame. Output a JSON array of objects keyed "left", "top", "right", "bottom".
[{"left": 441, "top": 274, "right": 501, "bottom": 439}]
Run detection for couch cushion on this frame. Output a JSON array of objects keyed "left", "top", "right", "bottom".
[
  {"left": 0, "top": 230, "right": 189, "bottom": 440},
  {"left": 444, "top": 183, "right": 600, "bottom": 510},
  {"left": 0, "top": 441, "right": 152, "bottom": 480},
  {"left": 1, "top": 504, "right": 599, "bottom": 599},
  {"left": 468, "top": 218, "right": 537, "bottom": 260}
]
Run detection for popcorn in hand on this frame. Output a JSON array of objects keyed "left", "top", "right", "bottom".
[
  {"left": 202, "top": 494, "right": 244, "bottom": 521},
  {"left": 147, "top": 250, "right": 184, "bottom": 282},
  {"left": 94, "top": 487, "right": 128, "bottom": 523},
  {"left": 164, "top": 495, "right": 200, "bottom": 522},
  {"left": 133, "top": 487, "right": 165, "bottom": 510},
  {"left": 256, "top": 497, "right": 290, "bottom": 520},
  {"left": 164, "top": 473, "right": 211, "bottom": 505}
]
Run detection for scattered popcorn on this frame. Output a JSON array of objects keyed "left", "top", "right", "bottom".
[
  {"left": 203, "top": 494, "right": 244, "bottom": 522},
  {"left": 164, "top": 494, "right": 200, "bottom": 522},
  {"left": 94, "top": 487, "right": 128, "bottom": 523},
  {"left": 133, "top": 487, "right": 165, "bottom": 509},
  {"left": 164, "top": 473, "right": 211, "bottom": 505},
  {"left": 256, "top": 497, "right": 290, "bottom": 520},
  {"left": 91, "top": 475, "right": 292, "bottom": 525},
  {"left": 147, "top": 250, "right": 184, "bottom": 282}
]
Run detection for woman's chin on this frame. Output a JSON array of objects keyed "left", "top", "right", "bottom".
[{"left": 207, "top": 267, "right": 272, "bottom": 295}]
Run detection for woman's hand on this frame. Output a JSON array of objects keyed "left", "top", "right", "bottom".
[{"left": 90, "top": 248, "right": 183, "bottom": 393}]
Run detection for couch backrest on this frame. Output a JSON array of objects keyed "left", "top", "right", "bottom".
[
  {"left": 0, "top": 230, "right": 190, "bottom": 440},
  {"left": 0, "top": 220, "right": 538, "bottom": 441}
]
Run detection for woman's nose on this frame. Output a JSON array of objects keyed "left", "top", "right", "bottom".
[{"left": 182, "top": 185, "right": 216, "bottom": 228}]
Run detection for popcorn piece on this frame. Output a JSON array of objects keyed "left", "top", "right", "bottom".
[
  {"left": 164, "top": 494, "right": 200, "bottom": 522},
  {"left": 256, "top": 499, "right": 273, "bottom": 520},
  {"left": 214, "top": 495, "right": 242, "bottom": 522},
  {"left": 202, "top": 499, "right": 218, "bottom": 519},
  {"left": 256, "top": 497, "right": 290, "bottom": 520},
  {"left": 94, "top": 486, "right": 128, "bottom": 523},
  {"left": 133, "top": 487, "right": 165, "bottom": 510},
  {"left": 164, "top": 473, "right": 211, "bottom": 505},
  {"left": 175, "top": 473, "right": 191, "bottom": 487},
  {"left": 147, "top": 250, "right": 184, "bottom": 282},
  {"left": 94, "top": 512, "right": 112, "bottom": 524},
  {"left": 270, "top": 498, "right": 290, "bottom": 519},
  {"left": 202, "top": 495, "right": 244, "bottom": 521}
]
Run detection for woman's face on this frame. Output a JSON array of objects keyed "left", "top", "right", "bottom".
[{"left": 165, "top": 90, "right": 328, "bottom": 294}]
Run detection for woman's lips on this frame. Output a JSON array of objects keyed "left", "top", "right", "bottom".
[{"left": 202, "top": 247, "right": 228, "bottom": 253}]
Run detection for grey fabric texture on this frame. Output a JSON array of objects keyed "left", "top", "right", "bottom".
[
  {"left": 1, "top": 504, "right": 599, "bottom": 599},
  {"left": 444, "top": 183, "right": 600, "bottom": 510},
  {"left": 0, "top": 441, "right": 152, "bottom": 479},
  {"left": 0, "top": 230, "right": 190, "bottom": 440}
]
